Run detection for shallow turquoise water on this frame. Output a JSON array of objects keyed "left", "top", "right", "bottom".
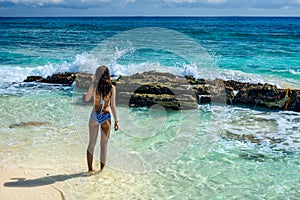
[{"left": 1, "top": 93, "right": 300, "bottom": 199}]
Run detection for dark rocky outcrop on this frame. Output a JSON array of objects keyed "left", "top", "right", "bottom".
[
  {"left": 23, "top": 71, "right": 300, "bottom": 112},
  {"left": 223, "top": 80, "right": 299, "bottom": 112},
  {"left": 24, "top": 72, "right": 76, "bottom": 85}
]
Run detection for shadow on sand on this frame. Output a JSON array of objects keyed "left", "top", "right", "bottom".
[{"left": 4, "top": 171, "right": 95, "bottom": 188}]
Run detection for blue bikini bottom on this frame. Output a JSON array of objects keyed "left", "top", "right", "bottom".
[{"left": 91, "top": 112, "right": 111, "bottom": 125}]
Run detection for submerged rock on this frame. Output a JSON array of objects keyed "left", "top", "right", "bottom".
[
  {"left": 239, "top": 153, "right": 266, "bottom": 162},
  {"left": 9, "top": 122, "right": 52, "bottom": 128},
  {"left": 223, "top": 130, "right": 262, "bottom": 144},
  {"left": 223, "top": 130, "right": 286, "bottom": 145}
]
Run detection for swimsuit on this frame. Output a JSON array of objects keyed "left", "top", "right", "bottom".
[{"left": 91, "top": 99, "right": 111, "bottom": 125}]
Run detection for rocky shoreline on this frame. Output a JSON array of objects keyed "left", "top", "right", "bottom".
[{"left": 24, "top": 71, "right": 300, "bottom": 112}]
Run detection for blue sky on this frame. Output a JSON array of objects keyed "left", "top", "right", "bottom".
[{"left": 1, "top": 0, "right": 300, "bottom": 16}]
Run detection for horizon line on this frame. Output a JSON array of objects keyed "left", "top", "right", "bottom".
[{"left": 1, "top": 15, "right": 300, "bottom": 18}]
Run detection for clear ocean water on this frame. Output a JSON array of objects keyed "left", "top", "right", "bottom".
[{"left": 1, "top": 17, "right": 300, "bottom": 199}]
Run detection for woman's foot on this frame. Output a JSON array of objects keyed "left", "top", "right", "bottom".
[
  {"left": 88, "top": 169, "right": 97, "bottom": 175},
  {"left": 100, "top": 163, "right": 105, "bottom": 171}
]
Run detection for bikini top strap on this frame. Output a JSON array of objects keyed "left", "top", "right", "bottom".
[
  {"left": 100, "top": 90, "right": 112, "bottom": 112},
  {"left": 100, "top": 94, "right": 105, "bottom": 113}
]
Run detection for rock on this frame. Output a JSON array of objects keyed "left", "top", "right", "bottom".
[
  {"left": 223, "top": 80, "right": 248, "bottom": 91},
  {"left": 115, "top": 71, "right": 198, "bottom": 110},
  {"left": 75, "top": 72, "right": 93, "bottom": 88},
  {"left": 23, "top": 70, "right": 300, "bottom": 112},
  {"left": 9, "top": 122, "right": 52, "bottom": 128},
  {"left": 24, "top": 72, "right": 76, "bottom": 85},
  {"left": 191, "top": 78, "right": 230, "bottom": 104},
  {"left": 73, "top": 71, "right": 198, "bottom": 110},
  {"left": 23, "top": 76, "right": 44, "bottom": 82},
  {"left": 235, "top": 83, "right": 291, "bottom": 110},
  {"left": 287, "top": 90, "right": 300, "bottom": 112}
]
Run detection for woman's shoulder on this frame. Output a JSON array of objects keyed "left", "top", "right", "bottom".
[{"left": 110, "top": 85, "right": 116, "bottom": 97}]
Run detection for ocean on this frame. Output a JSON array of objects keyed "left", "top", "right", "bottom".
[{"left": 0, "top": 17, "right": 300, "bottom": 199}]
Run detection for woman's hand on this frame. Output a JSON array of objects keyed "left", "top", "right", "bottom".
[
  {"left": 82, "top": 94, "right": 87, "bottom": 103},
  {"left": 114, "top": 121, "right": 119, "bottom": 131},
  {"left": 91, "top": 75, "right": 96, "bottom": 83}
]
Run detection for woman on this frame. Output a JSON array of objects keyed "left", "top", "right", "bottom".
[{"left": 83, "top": 66, "right": 119, "bottom": 173}]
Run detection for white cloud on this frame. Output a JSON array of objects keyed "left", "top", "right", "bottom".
[
  {"left": 162, "top": 0, "right": 196, "bottom": 3},
  {"left": 163, "top": 0, "right": 226, "bottom": 4},
  {"left": 1, "top": 0, "right": 300, "bottom": 13},
  {"left": 282, "top": 5, "right": 290, "bottom": 9},
  {"left": 119, "top": 0, "right": 135, "bottom": 6},
  {"left": 80, "top": 0, "right": 110, "bottom": 2},
  {"left": 0, "top": 0, "right": 111, "bottom": 7},
  {"left": 160, "top": 0, "right": 300, "bottom": 9},
  {"left": 206, "top": 0, "right": 226, "bottom": 3},
  {"left": 10, "top": 0, "right": 64, "bottom": 3},
  {"left": 0, "top": 0, "right": 298, "bottom": 8},
  {"left": 124, "top": 0, "right": 135, "bottom": 4}
]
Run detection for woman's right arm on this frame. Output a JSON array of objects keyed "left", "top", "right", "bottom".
[
  {"left": 82, "top": 84, "right": 94, "bottom": 103},
  {"left": 82, "top": 75, "right": 96, "bottom": 103}
]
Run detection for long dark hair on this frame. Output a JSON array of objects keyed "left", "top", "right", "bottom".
[{"left": 94, "top": 66, "right": 112, "bottom": 98}]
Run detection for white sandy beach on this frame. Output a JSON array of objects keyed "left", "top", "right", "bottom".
[{"left": 0, "top": 167, "right": 63, "bottom": 200}]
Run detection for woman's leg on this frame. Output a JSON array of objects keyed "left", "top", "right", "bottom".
[
  {"left": 100, "top": 120, "right": 111, "bottom": 171},
  {"left": 87, "top": 117, "right": 99, "bottom": 172}
]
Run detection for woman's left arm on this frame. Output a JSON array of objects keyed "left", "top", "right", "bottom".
[{"left": 110, "top": 85, "right": 119, "bottom": 131}]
